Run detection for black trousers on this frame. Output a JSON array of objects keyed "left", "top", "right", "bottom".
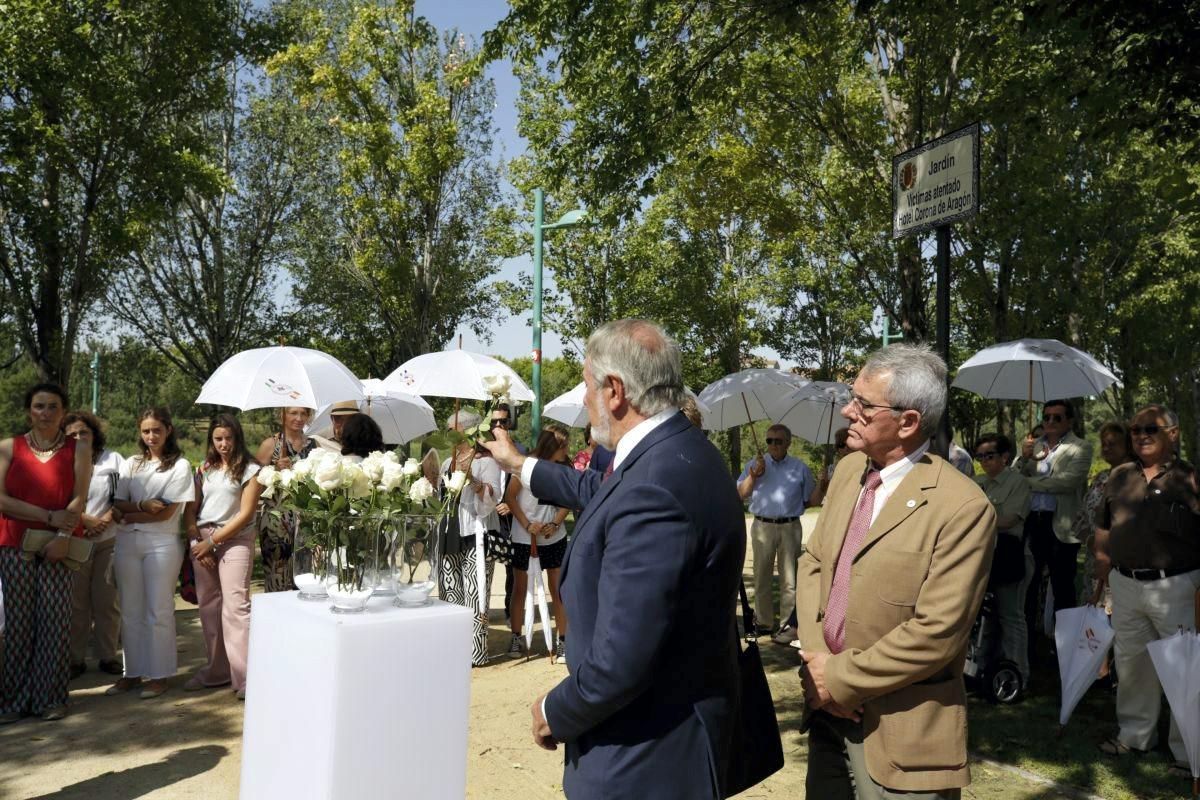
[{"left": 1023, "top": 509, "right": 1080, "bottom": 662}]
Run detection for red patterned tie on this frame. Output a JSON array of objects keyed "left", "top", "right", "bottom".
[
  {"left": 823, "top": 469, "right": 883, "bottom": 654},
  {"left": 603, "top": 461, "right": 614, "bottom": 481}
]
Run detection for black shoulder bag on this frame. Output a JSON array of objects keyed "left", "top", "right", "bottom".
[{"left": 723, "top": 580, "right": 785, "bottom": 797}]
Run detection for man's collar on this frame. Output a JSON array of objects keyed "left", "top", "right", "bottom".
[{"left": 611, "top": 408, "right": 678, "bottom": 471}]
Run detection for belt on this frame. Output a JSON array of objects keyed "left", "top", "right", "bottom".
[
  {"left": 754, "top": 516, "right": 799, "bottom": 524},
  {"left": 1115, "top": 565, "right": 1197, "bottom": 582}
]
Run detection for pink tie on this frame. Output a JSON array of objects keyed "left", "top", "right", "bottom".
[
  {"left": 823, "top": 469, "right": 883, "bottom": 654},
  {"left": 603, "top": 461, "right": 614, "bottom": 481}
]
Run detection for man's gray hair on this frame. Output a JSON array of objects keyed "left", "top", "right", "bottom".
[
  {"left": 1137, "top": 403, "right": 1180, "bottom": 428},
  {"left": 586, "top": 319, "right": 686, "bottom": 416},
  {"left": 860, "top": 343, "right": 947, "bottom": 439},
  {"left": 445, "top": 409, "right": 482, "bottom": 431}
]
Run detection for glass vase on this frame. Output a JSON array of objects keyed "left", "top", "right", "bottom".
[
  {"left": 367, "top": 512, "right": 401, "bottom": 598},
  {"left": 392, "top": 513, "right": 438, "bottom": 608},
  {"left": 327, "top": 513, "right": 377, "bottom": 614},
  {"left": 292, "top": 512, "right": 331, "bottom": 602}
]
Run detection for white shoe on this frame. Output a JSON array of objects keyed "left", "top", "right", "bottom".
[{"left": 772, "top": 625, "right": 798, "bottom": 645}]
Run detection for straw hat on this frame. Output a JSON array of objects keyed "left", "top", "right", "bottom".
[{"left": 328, "top": 400, "right": 360, "bottom": 417}]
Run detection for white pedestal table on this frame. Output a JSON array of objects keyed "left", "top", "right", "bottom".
[{"left": 239, "top": 592, "right": 473, "bottom": 799}]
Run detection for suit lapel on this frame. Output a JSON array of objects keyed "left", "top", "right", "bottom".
[
  {"left": 560, "top": 413, "right": 690, "bottom": 584},
  {"left": 854, "top": 456, "right": 941, "bottom": 560}
]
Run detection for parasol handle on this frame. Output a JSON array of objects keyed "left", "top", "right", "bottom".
[
  {"left": 1027, "top": 362, "right": 1034, "bottom": 433},
  {"left": 1194, "top": 587, "right": 1199, "bottom": 632},
  {"left": 740, "top": 393, "right": 763, "bottom": 456},
  {"left": 1192, "top": 775, "right": 1197, "bottom": 800}
]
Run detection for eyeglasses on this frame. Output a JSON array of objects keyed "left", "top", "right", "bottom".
[
  {"left": 974, "top": 451, "right": 1003, "bottom": 462},
  {"left": 1042, "top": 413, "right": 1065, "bottom": 423},
  {"left": 846, "top": 394, "right": 906, "bottom": 421},
  {"left": 765, "top": 437, "right": 786, "bottom": 446},
  {"left": 1130, "top": 423, "right": 1173, "bottom": 436},
  {"left": 489, "top": 418, "right": 510, "bottom": 429}
]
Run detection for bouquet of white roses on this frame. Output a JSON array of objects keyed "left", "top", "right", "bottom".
[{"left": 257, "top": 448, "right": 468, "bottom": 603}]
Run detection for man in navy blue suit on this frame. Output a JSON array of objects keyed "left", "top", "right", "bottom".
[{"left": 486, "top": 319, "right": 746, "bottom": 800}]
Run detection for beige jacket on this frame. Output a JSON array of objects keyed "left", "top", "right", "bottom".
[
  {"left": 797, "top": 450, "right": 996, "bottom": 792},
  {"left": 1013, "top": 431, "right": 1093, "bottom": 543}
]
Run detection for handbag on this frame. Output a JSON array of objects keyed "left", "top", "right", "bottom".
[
  {"left": 723, "top": 580, "right": 785, "bottom": 797},
  {"left": 484, "top": 528, "right": 513, "bottom": 565},
  {"left": 20, "top": 528, "right": 94, "bottom": 571}
]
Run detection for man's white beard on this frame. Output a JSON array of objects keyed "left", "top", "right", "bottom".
[{"left": 591, "top": 397, "right": 615, "bottom": 451}]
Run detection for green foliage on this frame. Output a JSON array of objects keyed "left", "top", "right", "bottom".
[
  {"left": 268, "top": 0, "right": 517, "bottom": 378},
  {"left": 0, "top": 0, "right": 245, "bottom": 387}
]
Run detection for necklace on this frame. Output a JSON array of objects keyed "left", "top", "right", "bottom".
[{"left": 27, "top": 431, "right": 64, "bottom": 456}]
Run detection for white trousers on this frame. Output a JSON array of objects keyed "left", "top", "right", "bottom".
[
  {"left": 750, "top": 518, "right": 803, "bottom": 629},
  {"left": 115, "top": 531, "right": 185, "bottom": 680},
  {"left": 1109, "top": 567, "right": 1200, "bottom": 762}
]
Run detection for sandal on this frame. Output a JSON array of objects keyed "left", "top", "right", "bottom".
[
  {"left": 1098, "top": 737, "right": 1141, "bottom": 757},
  {"left": 104, "top": 677, "right": 142, "bottom": 696}
]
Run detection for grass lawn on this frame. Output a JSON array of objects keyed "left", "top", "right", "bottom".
[{"left": 967, "top": 640, "right": 1190, "bottom": 800}]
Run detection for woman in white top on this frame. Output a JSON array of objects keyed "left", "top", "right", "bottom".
[
  {"left": 183, "top": 415, "right": 263, "bottom": 699},
  {"left": 439, "top": 410, "right": 502, "bottom": 667},
  {"left": 62, "top": 411, "right": 125, "bottom": 679},
  {"left": 107, "top": 408, "right": 194, "bottom": 700},
  {"left": 502, "top": 425, "right": 571, "bottom": 661}
]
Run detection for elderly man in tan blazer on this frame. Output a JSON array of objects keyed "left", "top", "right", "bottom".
[{"left": 796, "top": 344, "right": 997, "bottom": 799}]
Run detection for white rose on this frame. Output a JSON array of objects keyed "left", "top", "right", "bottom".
[
  {"left": 379, "top": 461, "right": 406, "bottom": 492},
  {"left": 445, "top": 470, "right": 467, "bottom": 494},
  {"left": 312, "top": 456, "right": 345, "bottom": 491},
  {"left": 402, "top": 458, "right": 421, "bottom": 477},
  {"left": 408, "top": 477, "right": 435, "bottom": 504},
  {"left": 482, "top": 373, "right": 511, "bottom": 397},
  {"left": 293, "top": 455, "right": 316, "bottom": 478},
  {"left": 361, "top": 452, "right": 386, "bottom": 482},
  {"left": 383, "top": 450, "right": 399, "bottom": 464},
  {"left": 278, "top": 469, "right": 296, "bottom": 488},
  {"left": 349, "top": 468, "right": 372, "bottom": 499},
  {"left": 256, "top": 465, "right": 278, "bottom": 487}
]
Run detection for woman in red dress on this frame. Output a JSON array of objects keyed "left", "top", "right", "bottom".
[{"left": 0, "top": 383, "right": 92, "bottom": 723}]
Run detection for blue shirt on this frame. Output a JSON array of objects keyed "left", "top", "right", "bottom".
[{"left": 738, "top": 454, "right": 815, "bottom": 518}]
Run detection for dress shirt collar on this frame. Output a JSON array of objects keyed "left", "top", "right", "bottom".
[
  {"left": 873, "top": 439, "right": 930, "bottom": 491},
  {"left": 611, "top": 408, "right": 679, "bottom": 472}
]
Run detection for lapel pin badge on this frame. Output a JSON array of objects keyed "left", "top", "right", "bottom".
[{"left": 906, "top": 499, "right": 916, "bottom": 508}]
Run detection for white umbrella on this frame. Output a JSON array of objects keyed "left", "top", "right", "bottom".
[
  {"left": 1054, "top": 604, "right": 1114, "bottom": 727},
  {"left": 195, "top": 346, "right": 363, "bottom": 411},
  {"left": 308, "top": 379, "right": 436, "bottom": 444},
  {"left": 545, "top": 382, "right": 713, "bottom": 429},
  {"left": 522, "top": 541, "right": 554, "bottom": 659},
  {"left": 952, "top": 338, "right": 1120, "bottom": 429},
  {"left": 544, "top": 381, "right": 588, "bottom": 427},
  {"left": 1148, "top": 628, "right": 1200, "bottom": 798},
  {"left": 767, "top": 381, "right": 852, "bottom": 445},
  {"left": 381, "top": 349, "right": 534, "bottom": 402},
  {"left": 698, "top": 368, "right": 809, "bottom": 452},
  {"left": 383, "top": 349, "right": 531, "bottom": 618}
]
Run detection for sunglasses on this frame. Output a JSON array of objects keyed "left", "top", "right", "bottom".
[
  {"left": 765, "top": 437, "right": 786, "bottom": 446},
  {"left": 1130, "top": 424, "right": 1171, "bottom": 436},
  {"left": 1042, "top": 413, "right": 1065, "bottom": 423},
  {"left": 974, "top": 451, "right": 1003, "bottom": 462},
  {"left": 489, "top": 418, "right": 510, "bottom": 429}
]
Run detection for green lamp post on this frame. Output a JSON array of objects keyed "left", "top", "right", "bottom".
[{"left": 531, "top": 188, "right": 588, "bottom": 440}]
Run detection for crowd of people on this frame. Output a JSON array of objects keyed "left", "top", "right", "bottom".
[{"left": 0, "top": 335, "right": 1196, "bottom": 793}]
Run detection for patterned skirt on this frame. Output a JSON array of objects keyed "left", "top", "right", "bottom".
[
  {"left": 437, "top": 535, "right": 494, "bottom": 667},
  {"left": 258, "top": 499, "right": 297, "bottom": 593},
  {"left": 0, "top": 547, "right": 72, "bottom": 715}
]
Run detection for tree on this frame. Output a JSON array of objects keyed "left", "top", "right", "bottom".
[
  {"left": 269, "top": 0, "right": 516, "bottom": 378},
  {"left": 106, "top": 51, "right": 323, "bottom": 387},
  {"left": 0, "top": 0, "right": 243, "bottom": 388}
]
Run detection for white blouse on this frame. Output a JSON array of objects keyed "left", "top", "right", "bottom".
[
  {"left": 196, "top": 462, "right": 261, "bottom": 529},
  {"left": 86, "top": 449, "right": 124, "bottom": 542},
  {"left": 116, "top": 457, "right": 194, "bottom": 536}
]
